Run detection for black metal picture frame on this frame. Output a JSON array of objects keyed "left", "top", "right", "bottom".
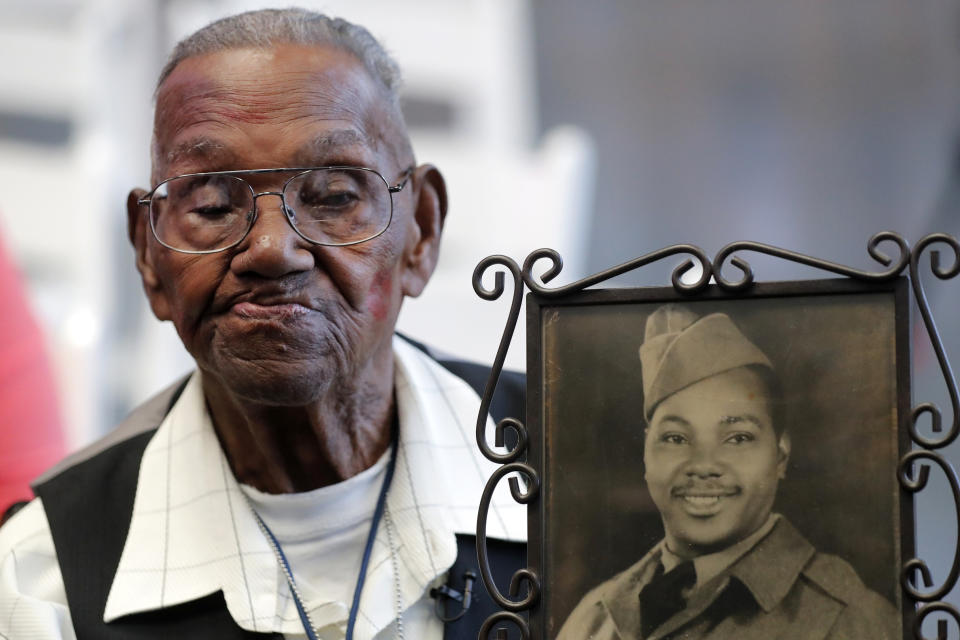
[{"left": 472, "top": 233, "right": 960, "bottom": 640}]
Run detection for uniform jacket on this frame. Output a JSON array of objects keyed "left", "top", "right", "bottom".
[
  {"left": 556, "top": 518, "right": 900, "bottom": 640},
  {"left": 30, "top": 338, "right": 527, "bottom": 640}
]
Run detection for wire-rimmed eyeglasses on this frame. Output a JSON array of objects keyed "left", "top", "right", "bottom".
[{"left": 137, "top": 166, "right": 413, "bottom": 254}]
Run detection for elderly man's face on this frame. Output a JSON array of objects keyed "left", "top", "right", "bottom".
[
  {"left": 644, "top": 367, "right": 789, "bottom": 558},
  {"left": 130, "top": 43, "right": 442, "bottom": 405}
]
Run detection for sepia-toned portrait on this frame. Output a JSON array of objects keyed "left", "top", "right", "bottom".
[{"left": 526, "top": 279, "right": 912, "bottom": 639}]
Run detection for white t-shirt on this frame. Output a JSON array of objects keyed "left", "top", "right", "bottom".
[{"left": 240, "top": 449, "right": 444, "bottom": 639}]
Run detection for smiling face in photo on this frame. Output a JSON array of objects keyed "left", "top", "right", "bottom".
[{"left": 644, "top": 366, "right": 790, "bottom": 558}]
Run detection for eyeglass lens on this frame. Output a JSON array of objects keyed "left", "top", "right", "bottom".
[{"left": 150, "top": 168, "right": 392, "bottom": 252}]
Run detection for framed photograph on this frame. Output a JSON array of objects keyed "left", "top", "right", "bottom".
[{"left": 525, "top": 278, "right": 913, "bottom": 639}]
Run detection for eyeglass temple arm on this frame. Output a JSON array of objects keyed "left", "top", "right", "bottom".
[{"left": 388, "top": 166, "right": 415, "bottom": 193}]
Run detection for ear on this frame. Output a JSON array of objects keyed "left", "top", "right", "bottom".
[
  {"left": 776, "top": 430, "right": 791, "bottom": 479},
  {"left": 400, "top": 164, "right": 447, "bottom": 297},
  {"left": 127, "top": 189, "right": 171, "bottom": 321}
]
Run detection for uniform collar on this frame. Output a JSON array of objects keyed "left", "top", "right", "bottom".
[
  {"left": 723, "top": 517, "right": 814, "bottom": 613},
  {"left": 600, "top": 517, "right": 815, "bottom": 638},
  {"left": 104, "top": 336, "right": 525, "bottom": 635}
]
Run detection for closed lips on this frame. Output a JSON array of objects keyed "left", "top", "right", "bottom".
[{"left": 232, "top": 301, "right": 311, "bottom": 319}]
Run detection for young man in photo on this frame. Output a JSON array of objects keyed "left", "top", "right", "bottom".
[{"left": 557, "top": 304, "right": 899, "bottom": 640}]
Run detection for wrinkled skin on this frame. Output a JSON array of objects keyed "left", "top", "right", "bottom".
[
  {"left": 644, "top": 367, "right": 791, "bottom": 558},
  {"left": 128, "top": 44, "right": 447, "bottom": 492}
]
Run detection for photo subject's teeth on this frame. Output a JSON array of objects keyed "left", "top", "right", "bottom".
[{"left": 683, "top": 496, "right": 721, "bottom": 505}]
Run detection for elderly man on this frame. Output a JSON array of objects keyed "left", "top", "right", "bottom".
[
  {"left": 557, "top": 305, "right": 899, "bottom": 640},
  {"left": 0, "top": 8, "right": 524, "bottom": 640}
]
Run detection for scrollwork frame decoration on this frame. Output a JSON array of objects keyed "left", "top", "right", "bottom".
[{"left": 472, "top": 232, "right": 960, "bottom": 640}]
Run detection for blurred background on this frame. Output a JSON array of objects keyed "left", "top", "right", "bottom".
[{"left": 2, "top": 0, "right": 960, "bottom": 629}]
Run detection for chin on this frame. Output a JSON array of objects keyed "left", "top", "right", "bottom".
[
  {"left": 205, "top": 350, "right": 344, "bottom": 407},
  {"left": 681, "top": 535, "right": 739, "bottom": 557},
  {"left": 671, "top": 515, "right": 766, "bottom": 557},
  {"left": 233, "top": 375, "right": 330, "bottom": 406}
]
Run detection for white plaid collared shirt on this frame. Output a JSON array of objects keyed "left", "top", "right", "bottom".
[{"left": 0, "top": 336, "right": 526, "bottom": 639}]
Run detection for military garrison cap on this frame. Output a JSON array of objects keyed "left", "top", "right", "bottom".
[{"left": 639, "top": 305, "right": 773, "bottom": 418}]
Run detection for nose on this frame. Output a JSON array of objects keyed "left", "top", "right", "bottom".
[
  {"left": 230, "top": 192, "right": 315, "bottom": 278},
  {"left": 684, "top": 441, "right": 723, "bottom": 478}
]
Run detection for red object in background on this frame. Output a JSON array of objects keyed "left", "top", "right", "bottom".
[{"left": 0, "top": 230, "right": 65, "bottom": 511}]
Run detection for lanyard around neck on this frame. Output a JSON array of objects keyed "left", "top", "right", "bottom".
[{"left": 250, "top": 425, "right": 400, "bottom": 640}]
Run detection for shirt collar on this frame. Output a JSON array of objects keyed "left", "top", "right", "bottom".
[
  {"left": 104, "top": 336, "right": 526, "bottom": 634},
  {"left": 723, "top": 517, "right": 815, "bottom": 612}
]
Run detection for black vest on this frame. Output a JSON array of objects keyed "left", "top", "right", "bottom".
[{"left": 33, "top": 342, "right": 526, "bottom": 639}]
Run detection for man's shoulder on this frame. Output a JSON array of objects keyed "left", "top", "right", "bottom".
[
  {"left": 31, "top": 375, "right": 189, "bottom": 490},
  {"left": 800, "top": 550, "right": 900, "bottom": 637},
  {"left": 555, "top": 577, "right": 616, "bottom": 640},
  {"left": 395, "top": 333, "right": 525, "bottom": 423},
  {"left": 555, "top": 550, "right": 659, "bottom": 640},
  {"left": 802, "top": 550, "right": 872, "bottom": 602},
  {"left": 749, "top": 518, "right": 900, "bottom": 637}
]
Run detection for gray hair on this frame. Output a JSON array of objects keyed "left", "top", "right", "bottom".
[
  {"left": 151, "top": 8, "right": 413, "bottom": 171},
  {"left": 157, "top": 7, "right": 403, "bottom": 106}
]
